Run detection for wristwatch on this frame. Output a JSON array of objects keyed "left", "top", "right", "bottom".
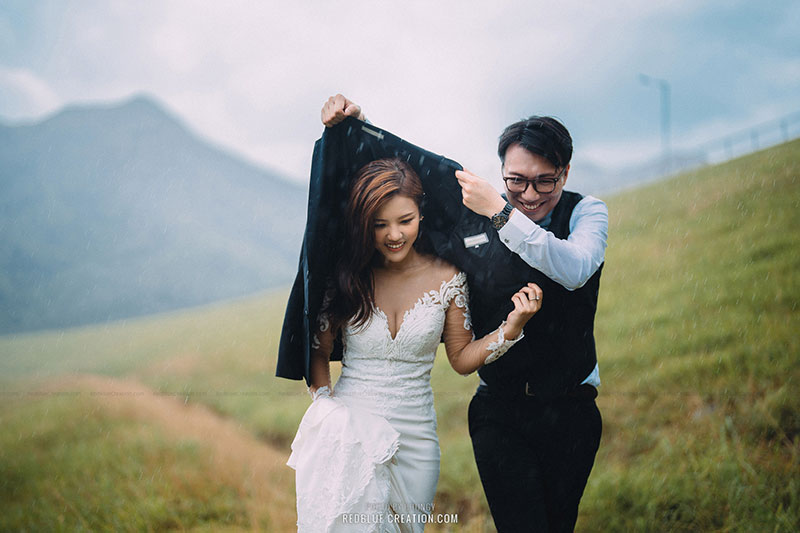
[{"left": 491, "top": 202, "right": 514, "bottom": 229}]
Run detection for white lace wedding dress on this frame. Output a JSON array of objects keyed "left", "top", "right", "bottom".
[{"left": 288, "top": 271, "right": 473, "bottom": 533}]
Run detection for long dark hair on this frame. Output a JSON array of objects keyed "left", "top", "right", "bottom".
[{"left": 327, "top": 157, "right": 424, "bottom": 330}]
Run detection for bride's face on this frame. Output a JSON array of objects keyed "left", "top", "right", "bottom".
[{"left": 373, "top": 194, "right": 421, "bottom": 264}]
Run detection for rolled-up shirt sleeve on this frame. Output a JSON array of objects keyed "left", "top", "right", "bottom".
[{"left": 497, "top": 195, "right": 608, "bottom": 290}]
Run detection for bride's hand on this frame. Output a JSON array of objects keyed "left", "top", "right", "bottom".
[{"left": 504, "top": 283, "right": 542, "bottom": 338}]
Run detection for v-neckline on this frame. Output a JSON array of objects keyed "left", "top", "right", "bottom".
[
  {"left": 375, "top": 296, "right": 428, "bottom": 342},
  {"left": 373, "top": 271, "right": 461, "bottom": 341}
]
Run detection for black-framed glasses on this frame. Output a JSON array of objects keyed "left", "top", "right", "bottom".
[{"left": 502, "top": 167, "right": 565, "bottom": 194}]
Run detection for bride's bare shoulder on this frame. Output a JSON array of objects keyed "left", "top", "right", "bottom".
[{"left": 419, "top": 254, "right": 459, "bottom": 282}]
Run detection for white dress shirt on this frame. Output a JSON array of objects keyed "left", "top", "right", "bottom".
[{"left": 497, "top": 195, "right": 608, "bottom": 290}]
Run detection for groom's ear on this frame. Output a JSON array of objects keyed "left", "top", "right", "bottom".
[{"left": 561, "top": 164, "right": 571, "bottom": 186}]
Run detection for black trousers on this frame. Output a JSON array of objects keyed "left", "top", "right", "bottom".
[{"left": 468, "top": 388, "right": 602, "bottom": 532}]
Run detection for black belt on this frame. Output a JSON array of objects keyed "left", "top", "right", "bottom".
[
  {"left": 478, "top": 382, "right": 597, "bottom": 401},
  {"left": 527, "top": 383, "right": 597, "bottom": 400}
]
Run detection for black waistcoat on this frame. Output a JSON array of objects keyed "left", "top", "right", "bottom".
[{"left": 463, "top": 191, "right": 603, "bottom": 398}]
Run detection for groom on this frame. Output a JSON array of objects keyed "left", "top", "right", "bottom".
[{"left": 321, "top": 95, "right": 607, "bottom": 532}]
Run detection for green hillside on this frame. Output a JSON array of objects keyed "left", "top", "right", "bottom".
[
  {"left": 582, "top": 139, "right": 800, "bottom": 531},
  {"left": 1, "top": 139, "right": 799, "bottom": 531}
]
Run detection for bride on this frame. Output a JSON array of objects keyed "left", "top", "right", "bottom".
[{"left": 287, "top": 157, "right": 542, "bottom": 532}]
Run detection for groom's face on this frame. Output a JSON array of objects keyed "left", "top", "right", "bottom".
[{"left": 502, "top": 144, "right": 569, "bottom": 223}]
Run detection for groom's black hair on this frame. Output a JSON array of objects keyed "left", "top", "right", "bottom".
[{"left": 497, "top": 116, "right": 573, "bottom": 170}]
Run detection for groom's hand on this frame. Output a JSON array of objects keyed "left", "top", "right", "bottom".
[
  {"left": 456, "top": 169, "right": 508, "bottom": 218},
  {"left": 321, "top": 94, "right": 365, "bottom": 127}
]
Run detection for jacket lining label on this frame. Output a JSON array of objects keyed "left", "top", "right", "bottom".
[{"left": 361, "top": 126, "right": 385, "bottom": 140}]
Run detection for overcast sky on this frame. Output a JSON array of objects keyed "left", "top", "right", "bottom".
[{"left": 1, "top": 0, "right": 798, "bottom": 185}]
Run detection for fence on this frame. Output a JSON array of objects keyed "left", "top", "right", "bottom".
[{"left": 694, "top": 110, "right": 800, "bottom": 166}]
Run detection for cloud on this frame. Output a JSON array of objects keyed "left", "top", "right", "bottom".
[
  {"left": 2, "top": 0, "right": 798, "bottom": 182},
  {"left": 0, "top": 66, "right": 61, "bottom": 120},
  {"left": 0, "top": 13, "right": 15, "bottom": 52}
]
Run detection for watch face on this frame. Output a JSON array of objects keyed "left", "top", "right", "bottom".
[
  {"left": 492, "top": 213, "right": 508, "bottom": 229},
  {"left": 492, "top": 203, "right": 512, "bottom": 229}
]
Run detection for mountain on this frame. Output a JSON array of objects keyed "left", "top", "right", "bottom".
[{"left": 0, "top": 95, "right": 307, "bottom": 334}]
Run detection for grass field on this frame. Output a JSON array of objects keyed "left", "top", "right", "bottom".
[{"left": 1, "top": 139, "right": 798, "bottom": 531}]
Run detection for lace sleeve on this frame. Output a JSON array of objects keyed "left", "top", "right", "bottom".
[
  {"left": 311, "top": 287, "right": 334, "bottom": 350},
  {"left": 484, "top": 321, "right": 524, "bottom": 365},
  {"left": 442, "top": 272, "right": 524, "bottom": 375},
  {"left": 442, "top": 271, "right": 472, "bottom": 331},
  {"left": 309, "top": 286, "right": 336, "bottom": 398}
]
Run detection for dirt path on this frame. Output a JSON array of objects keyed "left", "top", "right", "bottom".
[{"left": 40, "top": 373, "right": 297, "bottom": 531}]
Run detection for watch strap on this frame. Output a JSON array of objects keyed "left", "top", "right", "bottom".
[{"left": 492, "top": 202, "right": 514, "bottom": 229}]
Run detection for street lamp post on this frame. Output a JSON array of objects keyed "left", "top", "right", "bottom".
[{"left": 639, "top": 73, "right": 672, "bottom": 174}]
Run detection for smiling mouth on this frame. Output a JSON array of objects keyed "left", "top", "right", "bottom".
[
  {"left": 386, "top": 242, "right": 405, "bottom": 251},
  {"left": 521, "top": 201, "right": 545, "bottom": 211}
]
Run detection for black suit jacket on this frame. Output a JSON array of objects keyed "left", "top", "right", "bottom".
[{"left": 276, "top": 117, "right": 471, "bottom": 382}]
